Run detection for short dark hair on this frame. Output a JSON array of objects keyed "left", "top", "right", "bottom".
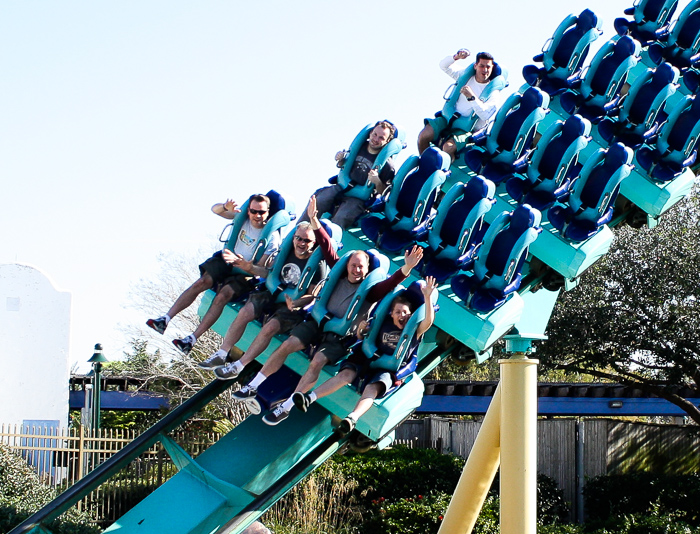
[
  {"left": 391, "top": 294, "right": 414, "bottom": 313},
  {"left": 476, "top": 51, "right": 494, "bottom": 63},
  {"left": 249, "top": 194, "right": 270, "bottom": 207},
  {"left": 374, "top": 120, "right": 396, "bottom": 142}
]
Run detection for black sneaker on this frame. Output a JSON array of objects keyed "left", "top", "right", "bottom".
[
  {"left": 233, "top": 384, "right": 257, "bottom": 401},
  {"left": 146, "top": 317, "right": 168, "bottom": 335},
  {"left": 214, "top": 361, "right": 242, "bottom": 380},
  {"left": 338, "top": 416, "right": 356, "bottom": 435},
  {"left": 292, "top": 392, "right": 312, "bottom": 413},
  {"left": 172, "top": 336, "right": 194, "bottom": 355},
  {"left": 262, "top": 404, "right": 290, "bottom": 426}
]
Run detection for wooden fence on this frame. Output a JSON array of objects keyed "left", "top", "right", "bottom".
[
  {"left": 0, "top": 424, "right": 220, "bottom": 527},
  {"left": 395, "top": 417, "right": 700, "bottom": 521},
  {"left": 2, "top": 418, "right": 699, "bottom": 525}
]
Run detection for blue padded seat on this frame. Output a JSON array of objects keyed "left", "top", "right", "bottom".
[
  {"left": 523, "top": 9, "right": 603, "bottom": 95},
  {"left": 362, "top": 280, "right": 439, "bottom": 377},
  {"left": 264, "top": 220, "right": 342, "bottom": 304},
  {"left": 334, "top": 122, "right": 407, "bottom": 202},
  {"left": 420, "top": 177, "right": 496, "bottom": 283},
  {"left": 598, "top": 62, "right": 680, "bottom": 148},
  {"left": 506, "top": 114, "right": 591, "bottom": 211},
  {"left": 438, "top": 63, "right": 509, "bottom": 134},
  {"left": 615, "top": 0, "right": 678, "bottom": 46},
  {"left": 360, "top": 147, "right": 450, "bottom": 253},
  {"left": 463, "top": 86, "right": 550, "bottom": 184},
  {"left": 560, "top": 36, "right": 642, "bottom": 123},
  {"left": 451, "top": 205, "right": 541, "bottom": 313},
  {"left": 222, "top": 189, "right": 296, "bottom": 275},
  {"left": 309, "top": 248, "right": 390, "bottom": 338},
  {"left": 548, "top": 143, "right": 634, "bottom": 242},
  {"left": 648, "top": 0, "right": 700, "bottom": 70},
  {"left": 636, "top": 93, "right": 700, "bottom": 181}
]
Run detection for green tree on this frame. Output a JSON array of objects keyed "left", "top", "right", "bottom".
[{"left": 538, "top": 187, "right": 700, "bottom": 424}]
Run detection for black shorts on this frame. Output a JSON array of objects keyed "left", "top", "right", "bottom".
[
  {"left": 290, "top": 319, "right": 354, "bottom": 365},
  {"left": 200, "top": 252, "right": 257, "bottom": 296}
]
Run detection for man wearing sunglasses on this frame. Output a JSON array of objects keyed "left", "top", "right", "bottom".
[
  {"left": 201, "top": 221, "right": 327, "bottom": 374},
  {"left": 146, "top": 194, "right": 281, "bottom": 355},
  {"left": 298, "top": 120, "right": 397, "bottom": 229}
]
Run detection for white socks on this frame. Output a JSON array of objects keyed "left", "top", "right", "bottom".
[{"left": 249, "top": 372, "right": 267, "bottom": 389}]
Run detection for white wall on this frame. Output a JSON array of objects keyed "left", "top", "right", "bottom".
[{"left": 0, "top": 263, "right": 71, "bottom": 428}]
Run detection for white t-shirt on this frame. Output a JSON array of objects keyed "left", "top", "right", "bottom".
[{"left": 233, "top": 220, "right": 281, "bottom": 262}]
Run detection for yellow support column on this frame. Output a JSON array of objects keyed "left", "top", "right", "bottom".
[
  {"left": 437, "top": 383, "right": 502, "bottom": 534},
  {"left": 499, "top": 334, "right": 541, "bottom": 534}
]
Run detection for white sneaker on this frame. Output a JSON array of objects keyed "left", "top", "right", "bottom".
[{"left": 215, "top": 361, "right": 242, "bottom": 380}]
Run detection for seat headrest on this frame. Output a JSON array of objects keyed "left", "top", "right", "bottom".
[
  {"left": 264, "top": 190, "right": 285, "bottom": 215},
  {"left": 613, "top": 35, "right": 638, "bottom": 58},
  {"left": 577, "top": 8, "right": 599, "bottom": 31},
  {"left": 402, "top": 280, "right": 428, "bottom": 311},
  {"left": 510, "top": 204, "right": 541, "bottom": 230},
  {"left": 653, "top": 62, "right": 679, "bottom": 85},
  {"left": 365, "top": 249, "right": 389, "bottom": 272},
  {"left": 605, "top": 142, "right": 633, "bottom": 167},
  {"left": 521, "top": 86, "right": 547, "bottom": 110},
  {"left": 562, "top": 114, "right": 590, "bottom": 138},
  {"left": 418, "top": 147, "right": 451, "bottom": 175},
  {"left": 464, "top": 175, "right": 493, "bottom": 199},
  {"left": 319, "top": 219, "right": 343, "bottom": 248}
]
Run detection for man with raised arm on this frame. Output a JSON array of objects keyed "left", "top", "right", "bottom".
[
  {"left": 292, "top": 276, "right": 438, "bottom": 433},
  {"left": 146, "top": 194, "right": 281, "bottom": 355},
  {"left": 231, "top": 196, "right": 423, "bottom": 425},
  {"left": 297, "top": 120, "right": 398, "bottom": 229},
  {"left": 417, "top": 50, "right": 503, "bottom": 161},
  {"left": 204, "top": 220, "right": 326, "bottom": 376}
]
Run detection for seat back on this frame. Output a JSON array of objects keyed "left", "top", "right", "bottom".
[
  {"left": 222, "top": 190, "right": 295, "bottom": 268},
  {"left": 310, "top": 248, "right": 390, "bottom": 337},
  {"left": 655, "top": 94, "right": 700, "bottom": 163},
  {"left": 633, "top": 0, "right": 678, "bottom": 32},
  {"left": 383, "top": 147, "right": 450, "bottom": 232},
  {"left": 336, "top": 123, "right": 407, "bottom": 202},
  {"left": 264, "top": 220, "right": 342, "bottom": 303},
  {"left": 620, "top": 63, "right": 679, "bottom": 131},
  {"left": 545, "top": 9, "right": 602, "bottom": 79},
  {"left": 428, "top": 177, "right": 496, "bottom": 260},
  {"left": 484, "top": 87, "right": 550, "bottom": 163},
  {"left": 568, "top": 143, "right": 634, "bottom": 223},
  {"left": 473, "top": 205, "right": 542, "bottom": 293},
  {"left": 529, "top": 115, "right": 591, "bottom": 188},
  {"left": 667, "top": 0, "right": 700, "bottom": 53},
  {"left": 441, "top": 62, "right": 509, "bottom": 131},
  {"left": 362, "top": 281, "right": 439, "bottom": 374},
  {"left": 580, "top": 36, "right": 641, "bottom": 107}
]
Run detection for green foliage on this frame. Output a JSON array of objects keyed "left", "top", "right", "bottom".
[
  {"left": 537, "top": 189, "right": 700, "bottom": 424},
  {"left": 584, "top": 510, "right": 698, "bottom": 534},
  {"left": 0, "top": 444, "right": 98, "bottom": 534},
  {"left": 583, "top": 473, "right": 700, "bottom": 527},
  {"left": 331, "top": 446, "right": 463, "bottom": 506},
  {"left": 362, "top": 492, "right": 452, "bottom": 534}
]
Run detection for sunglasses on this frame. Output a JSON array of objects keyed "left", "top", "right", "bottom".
[
  {"left": 294, "top": 235, "right": 315, "bottom": 244},
  {"left": 248, "top": 208, "right": 269, "bottom": 215}
]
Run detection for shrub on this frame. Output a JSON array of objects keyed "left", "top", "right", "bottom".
[
  {"left": 362, "top": 492, "right": 452, "bottom": 534},
  {"left": 0, "top": 444, "right": 98, "bottom": 534},
  {"left": 583, "top": 473, "right": 700, "bottom": 526}
]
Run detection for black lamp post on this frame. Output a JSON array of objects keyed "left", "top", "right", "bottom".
[{"left": 87, "top": 343, "right": 108, "bottom": 431}]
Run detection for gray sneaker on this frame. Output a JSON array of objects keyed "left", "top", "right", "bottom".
[
  {"left": 233, "top": 384, "right": 257, "bottom": 401},
  {"left": 215, "top": 361, "right": 242, "bottom": 380},
  {"left": 199, "top": 351, "right": 228, "bottom": 370},
  {"left": 292, "top": 392, "right": 312, "bottom": 413},
  {"left": 338, "top": 416, "right": 356, "bottom": 435},
  {"left": 262, "top": 404, "right": 290, "bottom": 426}
]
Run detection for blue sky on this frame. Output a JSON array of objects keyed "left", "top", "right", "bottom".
[{"left": 1, "top": 0, "right": 640, "bottom": 370}]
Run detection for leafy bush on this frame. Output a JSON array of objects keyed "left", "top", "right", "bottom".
[
  {"left": 331, "top": 446, "right": 464, "bottom": 506},
  {"left": 362, "top": 492, "right": 452, "bottom": 534},
  {"left": 0, "top": 444, "right": 98, "bottom": 534},
  {"left": 583, "top": 473, "right": 700, "bottom": 526}
]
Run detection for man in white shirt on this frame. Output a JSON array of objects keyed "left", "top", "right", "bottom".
[
  {"left": 418, "top": 50, "right": 503, "bottom": 161},
  {"left": 146, "top": 194, "right": 281, "bottom": 355}
]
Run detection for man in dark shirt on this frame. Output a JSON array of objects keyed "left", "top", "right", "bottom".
[{"left": 298, "top": 120, "right": 397, "bottom": 229}]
